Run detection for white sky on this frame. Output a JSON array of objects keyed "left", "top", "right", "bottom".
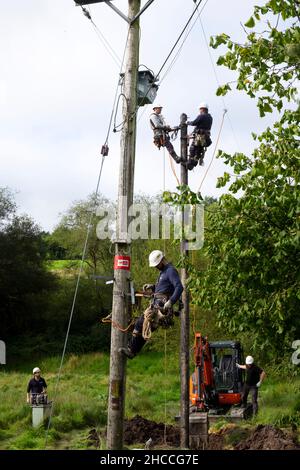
[{"left": 0, "top": 0, "right": 279, "bottom": 231}]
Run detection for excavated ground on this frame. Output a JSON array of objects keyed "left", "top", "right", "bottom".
[{"left": 87, "top": 415, "right": 300, "bottom": 450}]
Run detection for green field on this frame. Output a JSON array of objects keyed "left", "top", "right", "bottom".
[{"left": 0, "top": 351, "right": 299, "bottom": 450}]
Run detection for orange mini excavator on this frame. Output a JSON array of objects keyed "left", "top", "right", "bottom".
[{"left": 190, "top": 333, "right": 252, "bottom": 420}]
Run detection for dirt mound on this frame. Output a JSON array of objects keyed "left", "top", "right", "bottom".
[
  {"left": 88, "top": 418, "right": 299, "bottom": 450},
  {"left": 124, "top": 415, "right": 180, "bottom": 447},
  {"left": 234, "top": 425, "right": 299, "bottom": 450}
]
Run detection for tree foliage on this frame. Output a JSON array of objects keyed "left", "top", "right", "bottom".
[
  {"left": 189, "top": 0, "right": 300, "bottom": 354},
  {"left": 0, "top": 191, "right": 56, "bottom": 335},
  {"left": 50, "top": 194, "right": 114, "bottom": 275},
  {"left": 211, "top": 0, "right": 300, "bottom": 116}
]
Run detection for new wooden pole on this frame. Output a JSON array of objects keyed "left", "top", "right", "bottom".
[{"left": 180, "top": 113, "right": 190, "bottom": 448}]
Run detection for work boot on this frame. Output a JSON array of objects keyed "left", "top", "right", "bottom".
[
  {"left": 118, "top": 347, "right": 135, "bottom": 359},
  {"left": 170, "top": 152, "right": 182, "bottom": 164},
  {"left": 186, "top": 158, "right": 198, "bottom": 170}
]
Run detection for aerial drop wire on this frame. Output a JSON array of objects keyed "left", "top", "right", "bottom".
[{"left": 44, "top": 155, "right": 106, "bottom": 448}]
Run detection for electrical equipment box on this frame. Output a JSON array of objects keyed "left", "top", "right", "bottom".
[{"left": 137, "top": 70, "right": 158, "bottom": 106}]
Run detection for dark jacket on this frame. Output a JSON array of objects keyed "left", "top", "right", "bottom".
[
  {"left": 155, "top": 263, "right": 183, "bottom": 304},
  {"left": 27, "top": 377, "right": 47, "bottom": 394},
  {"left": 189, "top": 113, "right": 213, "bottom": 133}
]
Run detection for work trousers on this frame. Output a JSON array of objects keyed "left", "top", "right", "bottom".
[
  {"left": 242, "top": 384, "right": 259, "bottom": 415},
  {"left": 154, "top": 134, "right": 178, "bottom": 161}
]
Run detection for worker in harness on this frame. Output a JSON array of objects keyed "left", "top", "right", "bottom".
[
  {"left": 119, "top": 250, "right": 183, "bottom": 359},
  {"left": 186, "top": 103, "right": 213, "bottom": 170},
  {"left": 150, "top": 104, "right": 182, "bottom": 164}
]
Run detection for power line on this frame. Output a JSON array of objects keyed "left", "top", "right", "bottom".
[
  {"left": 45, "top": 155, "right": 106, "bottom": 448},
  {"left": 197, "top": 108, "right": 227, "bottom": 192},
  {"left": 127, "top": 0, "right": 207, "bottom": 128},
  {"left": 160, "top": 0, "right": 209, "bottom": 83},
  {"left": 44, "top": 16, "right": 132, "bottom": 447},
  {"left": 155, "top": 0, "right": 205, "bottom": 83},
  {"left": 80, "top": 5, "right": 122, "bottom": 68},
  {"left": 104, "top": 27, "right": 131, "bottom": 144},
  {"left": 196, "top": 10, "right": 240, "bottom": 150}
]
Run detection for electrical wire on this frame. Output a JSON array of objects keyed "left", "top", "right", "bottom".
[
  {"left": 45, "top": 155, "right": 106, "bottom": 448},
  {"left": 104, "top": 28, "right": 130, "bottom": 144},
  {"left": 80, "top": 5, "right": 122, "bottom": 68},
  {"left": 155, "top": 0, "right": 205, "bottom": 85},
  {"left": 44, "top": 15, "right": 132, "bottom": 447},
  {"left": 196, "top": 11, "right": 240, "bottom": 150},
  {"left": 160, "top": 0, "right": 209, "bottom": 83},
  {"left": 197, "top": 108, "right": 227, "bottom": 192},
  {"left": 114, "top": 0, "right": 207, "bottom": 132}
]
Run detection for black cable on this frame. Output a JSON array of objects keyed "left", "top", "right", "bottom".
[
  {"left": 104, "top": 28, "right": 130, "bottom": 145},
  {"left": 113, "top": 93, "right": 128, "bottom": 133},
  {"left": 121, "top": 0, "right": 206, "bottom": 128},
  {"left": 155, "top": 0, "right": 205, "bottom": 82}
]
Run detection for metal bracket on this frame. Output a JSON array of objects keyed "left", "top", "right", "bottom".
[
  {"left": 130, "top": 0, "right": 155, "bottom": 24},
  {"left": 104, "top": 1, "right": 130, "bottom": 23},
  {"left": 75, "top": 1, "right": 155, "bottom": 25}
]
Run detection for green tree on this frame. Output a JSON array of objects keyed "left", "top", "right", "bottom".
[
  {"left": 189, "top": 0, "right": 300, "bottom": 355},
  {"left": 50, "top": 193, "right": 114, "bottom": 275},
  {"left": 0, "top": 190, "right": 56, "bottom": 336}
]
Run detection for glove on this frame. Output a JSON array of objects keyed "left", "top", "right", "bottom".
[
  {"left": 163, "top": 299, "right": 173, "bottom": 310},
  {"left": 236, "top": 363, "right": 241, "bottom": 369},
  {"left": 186, "top": 121, "right": 192, "bottom": 126},
  {"left": 143, "top": 284, "right": 155, "bottom": 292},
  {"left": 256, "top": 381, "right": 261, "bottom": 387},
  {"left": 159, "top": 315, "right": 174, "bottom": 328}
]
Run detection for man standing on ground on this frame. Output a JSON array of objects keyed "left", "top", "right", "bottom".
[
  {"left": 236, "top": 355, "right": 266, "bottom": 415},
  {"left": 27, "top": 367, "right": 47, "bottom": 405}
]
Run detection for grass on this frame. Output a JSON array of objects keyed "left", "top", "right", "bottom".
[
  {"left": 0, "top": 350, "right": 299, "bottom": 450},
  {"left": 44, "top": 260, "right": 84, "bottom": 277}
]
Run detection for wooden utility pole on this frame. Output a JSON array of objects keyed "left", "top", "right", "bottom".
[
  {"left": 107, "top": 0, "right": 141, "bottom": 450},
  {"left": 180, "top": 113, "right": 190, "bottom": 449}
]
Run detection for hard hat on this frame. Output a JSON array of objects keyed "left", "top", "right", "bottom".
[
  {"left": 245, "top": 356, "right": 254, "bottom": 365},
  {"left": 33, "top": 367, "right": 41, "bottom": 374},
  {"left": 153, "top": 103, "right": 163, "bottom": 109},
  {"left": 199, "top": 102, "right": 209, "bottom": 110},
  {"left": 149, "top": 250, "right": 164, "bottom": 267}
]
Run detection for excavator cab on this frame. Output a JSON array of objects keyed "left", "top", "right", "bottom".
[
  {"left": 209, "top": 341, "right": 244, "bottom": 407},
  {"left": 190, "top": 334, "right": 252, "bottom": 420}
]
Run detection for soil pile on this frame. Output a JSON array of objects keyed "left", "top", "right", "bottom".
[
  {"left": 88, "top": 418, "right": 299, "bottom": 450},
  {"left": 124, "top": 415, "right": 180, "bottom": 447},
  {"left": 234, "top": 424, "right": 299, "bottom": 450}
]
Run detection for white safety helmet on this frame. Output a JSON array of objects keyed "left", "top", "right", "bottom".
[
  {"left": 33, "top": 367, "right": 41, "bottom": 374},
  {"left": 245, "top": 356, "right": 254, "bottom": 365},
  {"left": 149, "top": 250, "right": 164, "bottom": 267},
  {"left": 199, "top": 102, "right": 209, "bottom": 110},
  {"left": 153, "top": 103, "right": 163, "bottom": 110}
]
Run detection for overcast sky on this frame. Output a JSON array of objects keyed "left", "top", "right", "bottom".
[{"left": 1, "top": 0, "right": 280, "bottom": 232}]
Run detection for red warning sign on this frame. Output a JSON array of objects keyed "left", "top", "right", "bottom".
[{"left": 114, "top": 255, "right": 131, "bottom": 271}]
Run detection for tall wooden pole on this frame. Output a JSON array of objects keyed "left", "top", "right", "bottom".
[
  {"left": 107, "top": 0, "right": 140, "bottom": 450},
  {"left": 180, "top": 113, "right": 190, "bottom": 448}
]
